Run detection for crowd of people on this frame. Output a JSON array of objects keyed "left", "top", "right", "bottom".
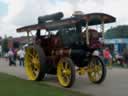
[
  {"left": 6, "top": 46, "right": 128, "bottom": 68},
  {"left": 93, "top": 47, "right": 128, "bottom": 68},
  {"left": 7, "top": 48, "right": 25, "bottom": 67}
]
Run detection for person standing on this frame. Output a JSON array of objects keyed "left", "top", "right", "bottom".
[
  {"left": 103, "top": 47, "right": 112, "bottom": 67},
  {"left": 12, "top": 48, "right": 17, "bottom": 66},
  {"left": 17, "top": 48, "right": 25, "bottom": 66},
  {"left": 8, "top": 48, "right": 15, "bottom": 66},
  {"left": 122, "top": 48, "right": 128, "bottom": 67}
]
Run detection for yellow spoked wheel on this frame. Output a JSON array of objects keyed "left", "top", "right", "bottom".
[
  {"left": 57, "top": 57, "right": 75, "bottom": 88},
  {"left": 25, "top": 45, "right": 46, "bottom": 81},
  {"left": 88, "top": 56, "right": 106, "bottom": 84}
]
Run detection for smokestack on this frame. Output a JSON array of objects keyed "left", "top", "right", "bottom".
[{"left": 38, "top": 12, "right": 64, "bottom": 24}]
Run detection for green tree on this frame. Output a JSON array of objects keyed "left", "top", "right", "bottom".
[
  {"left": 104, "top": 25, "right": 128, "bottom": 39},
  {"left": 2, "top": 35, "right": 8, "bottom": 53}
]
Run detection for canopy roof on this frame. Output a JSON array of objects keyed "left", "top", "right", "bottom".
[{"left": 17, "top": 13, "right": 116, "bottom": 32}]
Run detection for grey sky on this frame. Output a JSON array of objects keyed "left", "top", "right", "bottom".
[{"left": 0, "top": 0, "right": 127, "bottom": 37}]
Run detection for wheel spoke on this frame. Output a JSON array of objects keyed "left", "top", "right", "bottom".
[
  {"left": 33, "top": 50, "right": 37, "bottom": 57},
  {"left": 35, "top": 54, "right": 39, "bottom": 59},
  {"left": 93, "top": 72, "right": 97, "bottom": 81},
  {"left": 97, "top": 65, "right": 102, "bottom": 72},
  {"left": 34, "top": 63, "right": 40, "bottom": 70},
  {"left": 64, "top": 62, "right": 68, "bottom": 69},
  {"left": 90, "top": 72, "right": 95, "bottom": 81},
  {"left": 64, "top": 75, "right": 70, "bottom": 83},
  {"left": 27, "top": 53, "right": 33, "bottom": 58},
  {"left": 32, "top": 71, "right": 36, "bottom": 76},
  {"left": 96, "top": 71, "right": 102, "bottom": 79},
  {"left": 61, "top": 63, "right": 65, "bottom": 70}
]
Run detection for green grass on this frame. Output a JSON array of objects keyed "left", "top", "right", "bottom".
[{"left": 0, "top": 72, "right": 89, "bottom": 96}]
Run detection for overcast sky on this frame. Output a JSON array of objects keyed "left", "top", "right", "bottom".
[{"left": 0, "top": 0, "right": 128, "bottom": 37}]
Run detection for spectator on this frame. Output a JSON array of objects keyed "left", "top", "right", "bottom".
[
  {"left": 17, "top": 48, "right": 25, "bottom": 66},
  {"left": 113, "top": 52, "right": 125, "bottom": 67},
  {"left": 122, "top": 48, "right": 128, "bottom": 67},
  {"left": 12, "top": 48, "right": 17, "bottom": 66},
  {"left": 8, "top": 48, "right": 16, "bottom": 66},
  {"left": 103, "top": 47, "right": 112, "bottom": 66}
]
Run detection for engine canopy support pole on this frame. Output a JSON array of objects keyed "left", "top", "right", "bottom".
[
  {"left": 27, "top": 31, "right": 30, "bottom": 43},
  {"left": 86, "top": 21, "right": 89, "bottom": 45},
  {"left": 101, "top": 20, "right": 104, "bottom": 43}
]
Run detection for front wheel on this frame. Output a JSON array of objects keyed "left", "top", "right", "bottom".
[
  {"left": 24, "top": 45, "right": 46, "bottom": 81},
  {"left": 57, "top": 57, "right": 75, "bottom": 88},
  {"left": 88, "top": 56, "right": 106, "bottom": 84}
]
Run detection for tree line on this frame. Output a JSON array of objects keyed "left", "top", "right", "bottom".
[{"left": 104, "top": 25, "right": 128, "bottom": 39}]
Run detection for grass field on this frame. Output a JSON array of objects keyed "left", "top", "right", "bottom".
[{"left": 0, "top": 72, "right": 89, "bottom": 96}]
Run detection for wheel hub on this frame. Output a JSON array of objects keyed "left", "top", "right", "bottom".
[{"left": 63, "top": 69, "right": 71, "bottom": 75}]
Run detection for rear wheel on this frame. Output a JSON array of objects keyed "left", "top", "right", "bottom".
[
  {"left": 88, "top": 56, "right": 106, "bottom": 84},
  {"left": 24, "top": 45, "right": 46, "bottom": 81},
  {"left": 57, "top": 57, "right": 75, "bottom": 88}
]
